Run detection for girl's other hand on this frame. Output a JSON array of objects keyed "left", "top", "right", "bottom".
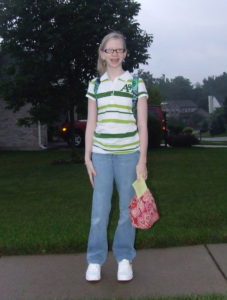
[
  {"left": 136, "top": 161, "right": 148, "bottom": 180},
  {"left": 85, "top": 159, "right": 96, "bottom": 187}
]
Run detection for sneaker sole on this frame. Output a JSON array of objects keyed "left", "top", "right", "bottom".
[
  {"left": 86, "top": 279, "right": 101, "bottom": 283},
  {"left": 117, "top": 276, "right": 133, "bottom": 282}
]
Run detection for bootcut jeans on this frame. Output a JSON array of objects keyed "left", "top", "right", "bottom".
[{"left": 87, "top": 151, "right": 139, "bottom": 265}]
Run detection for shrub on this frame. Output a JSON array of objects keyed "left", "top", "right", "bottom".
[
  {"left": 183, "top": 127, "right": 194, "bottom": 134},
  {"left": 148, "top": 115, "right": 162, "bottom": 148},
  {"left": 168, "top": 123, "right": 184, "bottom": 135},
  {"left": 166, "top": 133, "right": 199, "bottom": 147},
  {"left": 200, "top": 120, "right": 209, "bottom": 133}
]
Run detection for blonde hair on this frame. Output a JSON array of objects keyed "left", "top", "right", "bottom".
[{"left": 97, "top": 32, "right": 127, "bottom": 76}]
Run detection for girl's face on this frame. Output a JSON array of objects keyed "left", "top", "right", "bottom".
[{"left": 100, "top": 38, "right": 127, "bottom": 71}]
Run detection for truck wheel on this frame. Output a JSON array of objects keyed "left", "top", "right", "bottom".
[{"left": 67, "top": 132, "right": 84, "bottom": 148}]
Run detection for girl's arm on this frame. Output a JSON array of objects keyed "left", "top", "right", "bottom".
[
  {"left": 136, "top": 96, "right": 148, "bottom": 180},
  {"left": 84, "top": 99, "right": 97, "bottom": 187}
]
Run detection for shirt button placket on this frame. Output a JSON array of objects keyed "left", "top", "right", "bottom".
[
  {"left": 111, "top": 82, "right": 114, "bottom": 96},
  {"left": 111, "top": 78, "right": 117, "bottom": 96}
]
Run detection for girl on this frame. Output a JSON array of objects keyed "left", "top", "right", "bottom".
[{"left": 85, "top": 32, "right": 148, "bottom": 282}]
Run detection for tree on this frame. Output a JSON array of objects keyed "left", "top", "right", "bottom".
[
  {"left": 147, "top": 86, "right": 162, "bottom": 105},
  {"left": 138, "top": 70, "right": 154, "bottom": 87},
  {"left": 209, "top": 107, "right": 226, "bottom": 135},
  {"left": 192, "top": 83, "right": 208, "bottom": 111},
  {"left": 209, "top": 116, "right": 226, "bottom": 136},
  {"left": 169, "top": 76, "right": 193, "bottom": 100},
  {"left": 203, "top": 72, "right": 227, "bottom": 100},
  {"left": 0, "top": 0, "right": 152, "bottom": 125},
  {"left": 153, "top": 75, "right": 194, "bottom": 101},
  {"left": 138, "top": 70, "right": 162, "bottom": 105},
  {"left": 223, "top": 96, "right": 227, "bottom": 123}
]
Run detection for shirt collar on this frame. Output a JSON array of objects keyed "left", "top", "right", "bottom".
[
  {"left": 100, "top": 72, "right": 109, "bottom": 81},
  {"left": 100, "top": 70, "right": 132, "bottom": 82},
  {"left": 118, "top": 71, "right": 131, "bottom": 81}
]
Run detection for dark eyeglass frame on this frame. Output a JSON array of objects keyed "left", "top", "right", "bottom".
[{"left": 103, "top": 48, "right": 126, "bottom": 54}]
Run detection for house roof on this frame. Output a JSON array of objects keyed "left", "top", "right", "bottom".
[
  {"left": 213, "top": 95, "right": 224, "bottom": 106},
  {"left": 165, "top": 100, "right": 198, "bottom": 109}
]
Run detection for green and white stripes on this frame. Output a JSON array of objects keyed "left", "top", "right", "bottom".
[
  {"left": 94, "top": 130, "right": 137, "bottom": 139},
  {"left": 86, "top": 71, "right": 148, "bottom": 154}
]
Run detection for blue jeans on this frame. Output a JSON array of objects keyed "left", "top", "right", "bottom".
[{"left": 87, "top": 151, "right": 139, "bottom": 265}]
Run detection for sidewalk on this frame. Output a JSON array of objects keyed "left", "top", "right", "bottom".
[
  {"left": 194, "top": 136, "right": 227, "bottom": 148},
  {"left": 194, "top": 144, "right": 227, "bottom": 148},
  {"left": 0, "top": 244, "right": 227, "bottom": 300}
]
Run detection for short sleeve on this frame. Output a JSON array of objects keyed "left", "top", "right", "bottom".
[
  {"left": 138, "top": 78, "right": 148, "bottom": 99},
  {"left": 86, "top": 79, "right": 96, "bottom": 101}
]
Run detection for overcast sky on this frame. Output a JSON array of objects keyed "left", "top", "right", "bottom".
[{"left": 136, "top": 0, "right": 227, "bottom": 84}]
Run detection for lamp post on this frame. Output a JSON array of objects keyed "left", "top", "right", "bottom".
[{"left": 161, "top": 102, "right": 168, "bottom": 147}]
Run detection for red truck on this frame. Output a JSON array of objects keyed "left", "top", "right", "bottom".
[{"left": 60, "top": 105, "right": 167, "bottom": 147}]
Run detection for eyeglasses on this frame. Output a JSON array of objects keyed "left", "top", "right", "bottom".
[{"left": 103, "top": 48, "right": 126, "bottom": 54}]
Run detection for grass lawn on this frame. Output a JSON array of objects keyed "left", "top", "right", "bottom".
[
  {"left": 0, "top": 147, "right": 226, "bottom": 255},
  {"left": 199, "top": 141, "right": 227, "bottom": 146},
  {"left": 197, "top": 132, "right": 227, "bottom": 138}
]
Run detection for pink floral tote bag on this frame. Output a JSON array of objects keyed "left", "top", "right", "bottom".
[{"left": 129, "top": 179, "right": 160, "bottom": 229}]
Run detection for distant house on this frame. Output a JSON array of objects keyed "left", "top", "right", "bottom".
[
  {"left": 163, "top": 100, "right": 198, "bottom": 117},
  {"left": 208, "top": 95, "right": 223, "bottom": 113},
  {"left": 0, "top": 97, "right": 47, "bottom": 150},
  {"left": 161, "top": 99, "right": 210, "bottom": 127}
]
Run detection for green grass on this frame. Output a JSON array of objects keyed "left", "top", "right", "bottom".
[
  {"left": 0, "top": 148, "right": 227, "bottom": 255},
  {"left": 197, "top": 132, "right": 227, "bottom": 138},
  {"left": 199, "top": 140, "right": 227, "bottom": 146}
]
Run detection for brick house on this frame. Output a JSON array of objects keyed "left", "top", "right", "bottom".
[
  {"left": 162, "top": 99, "right": 209, "bottom": 127},
  {"left": 163, "top": 100, "right": 198, "bottom": 117},
  {"left": 0, "top": 97, "right": 47, "bottom": 150}
]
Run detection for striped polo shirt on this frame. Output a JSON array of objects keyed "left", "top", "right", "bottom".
[{"left": 86, "top": 71, "right": 148, "bottom": 154}]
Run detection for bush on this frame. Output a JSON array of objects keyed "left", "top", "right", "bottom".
[
  {"left": 148, "top": 115, "right": 162, "bottom": 148},
  {"left": 182, "top": 127, "right": 193, "bottom": 134},
  {"left": 200, "top": 120, "right": 209, "bottom": 133},
  {"left": 166, "top": 133, "right": 199, "bottom": 147},
  {"left": 168, "top": 123, "right": 184, "bottom": 135}
]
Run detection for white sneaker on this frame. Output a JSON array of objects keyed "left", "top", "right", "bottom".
[
  {"left": 86, "top": 263, "right": 101, "bottom": 281},
  {"left": 117, "top": 259, "right": 133, "bottom": 281}
]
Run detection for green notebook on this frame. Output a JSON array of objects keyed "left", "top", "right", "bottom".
[{"left": 132, "top": 178, "right": 147, "bottom": 198}]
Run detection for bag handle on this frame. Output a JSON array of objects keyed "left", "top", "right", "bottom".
[
  {"left": 132, "top": 75, "right": 139, "bottom": 119},
  {"left": 94, "top": 77, "right": 101, "bottom": 101}
]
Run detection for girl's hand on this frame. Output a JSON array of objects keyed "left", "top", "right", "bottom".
[
  {"left": 85, "top": 159, "right": 96, "bottom": 187},
  {"left": 136, "top": 161, "right": 148, "bottom": 180}
]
